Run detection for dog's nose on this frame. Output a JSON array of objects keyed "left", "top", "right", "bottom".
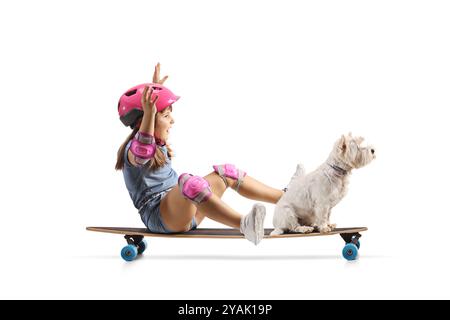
[{"left": 371, "top": 149, "right": 375, "bottom": 155}]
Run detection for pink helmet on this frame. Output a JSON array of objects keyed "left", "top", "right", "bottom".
[{"left": 118, "top": 83, "right": 180, "bottom": 128}]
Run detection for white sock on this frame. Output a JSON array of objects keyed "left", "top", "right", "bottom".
[{"left": 240, "top": 203, "right": 266, "bottom": 245}]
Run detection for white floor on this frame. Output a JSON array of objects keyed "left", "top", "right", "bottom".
[{"left": 2, "top": 225, "right": 449, "bottom": 300}]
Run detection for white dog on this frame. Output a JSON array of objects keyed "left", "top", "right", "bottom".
[{"left": 271, "top": 133, "right": 375, "bottom": 235}]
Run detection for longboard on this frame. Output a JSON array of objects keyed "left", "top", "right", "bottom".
[{"left": 87, "top": 226, "right": 367, "bottom": 261}]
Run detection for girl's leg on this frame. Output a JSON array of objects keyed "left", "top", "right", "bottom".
[
  {"left": 212, "top": 164, "right": 284, "bottom": 204},
  {"left": 160, "top": 183, "right": 265, "bottom": 244},
  {"left": 160, "top": 172, "right": 241, "bottom": 232},
  {"left": 160, "top": 170, "right": 283, "bottom": 232},
  {"left": 231, "top": 175, "right": 284, "bottom": 204}
]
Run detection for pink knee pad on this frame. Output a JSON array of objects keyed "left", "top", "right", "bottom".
[
  {"left": 178, "top": 173, "right": 212, "bottom": 203},
  {"left": 213, "top": 164, "right": 247, "bottom": 191}
]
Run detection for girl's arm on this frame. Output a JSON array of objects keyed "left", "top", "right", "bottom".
[
  {"left": 127, "top": 86, "right": 158, "bottom": 167},
  {"left": 127, "top": 63, "right": 168, "bottom": 167},
  {"left": 138, "top": 85, "right": 157, "bottom": 135}
]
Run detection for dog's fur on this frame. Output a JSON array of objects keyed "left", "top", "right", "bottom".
[{"left": 271, "top": 133, "right": 375, "bottom": 235}]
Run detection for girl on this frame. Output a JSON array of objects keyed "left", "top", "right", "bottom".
[{"left": 115, "top": 63, "right": 284, "bottom": 245}]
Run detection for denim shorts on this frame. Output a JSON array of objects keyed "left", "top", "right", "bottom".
[{"left": 138, "top": 188, "right": 197, "bottom": 234}]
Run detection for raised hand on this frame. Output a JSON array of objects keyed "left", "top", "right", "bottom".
[{"left": 153, "top": 62, "right": 168, "bottom": 85}]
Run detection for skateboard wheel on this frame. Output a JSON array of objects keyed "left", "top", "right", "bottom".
[
  {"left": 137, "top": 240, "right": 148, "bottom": 255},
  {"left": 121, "top": 245, "right": 138, "bottom": 262},
  {"left": 342, "top": 243, "right": 358, "bottom": 261}
]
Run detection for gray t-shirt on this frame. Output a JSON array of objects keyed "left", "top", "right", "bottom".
[{"left": 123, "top": 140, "right": 178, "bottom": 210}]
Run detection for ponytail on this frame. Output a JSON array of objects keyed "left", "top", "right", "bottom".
[{"left": 115, "top": 126, "right": 139, "bottom": 170}]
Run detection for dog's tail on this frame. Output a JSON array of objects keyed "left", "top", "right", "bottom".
[{"left": 286, "top": 163, "right": 306, "bottom": 189}]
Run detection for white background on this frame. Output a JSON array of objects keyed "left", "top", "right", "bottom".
[{"left": 1, "top": 0, "right": 449, "bottom": 299}]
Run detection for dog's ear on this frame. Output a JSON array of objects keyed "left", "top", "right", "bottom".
[
  {"left": 339, "top": 134, "right": 347, "bottom": 151},
  {"left": 348, "top": 131, "right": 353, "bottom": 137},
  {"left": 356, "top": 136, "right": 364, "bottom": 145}
]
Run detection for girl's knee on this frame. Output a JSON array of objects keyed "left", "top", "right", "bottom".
[
  {"left": 178, "top": 173, "right": 213, "bottom": 203},
  {"left": 212, "top": 164, "right": 246, "bottom": 191},
  {"left": 208, "top": 171, "right": 236, "bottom": 190}
]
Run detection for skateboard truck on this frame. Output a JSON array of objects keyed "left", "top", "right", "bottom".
[
  {"left": 124, "top": 234, "right": 144, "bottom": 246},
  {"left": 340, "top": 232, "right": 361, "bottom": 245}
]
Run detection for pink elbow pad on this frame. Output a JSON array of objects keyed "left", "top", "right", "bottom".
[{"left": 130, "top": 132, "right": 156, "bottom": 165}]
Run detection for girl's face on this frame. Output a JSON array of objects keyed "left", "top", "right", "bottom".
[{"left": 154, "top": 106, "right": 174, "bottom": 142}]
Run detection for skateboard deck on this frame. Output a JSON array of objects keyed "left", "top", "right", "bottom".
[{"left": 87, "top": 226, "right": 367, "bottom": 261}]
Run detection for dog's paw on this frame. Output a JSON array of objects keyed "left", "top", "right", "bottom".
[
  {"left": 318, "top": 225, "right": 332, "bottom": 233},
  {"left": 292, "top": 226, "right": 314, "bottom": 234},
  {"left": 328, "top": 223, "right": 337, "bottom": 231}
]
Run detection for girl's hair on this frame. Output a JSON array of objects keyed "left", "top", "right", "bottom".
[{"left": 115, "top": 121, "right": 168, "bottom": 171}]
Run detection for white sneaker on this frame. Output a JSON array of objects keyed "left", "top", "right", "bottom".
[{"left": 240, "top": 203, "right": 266, "bottom": 245}]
